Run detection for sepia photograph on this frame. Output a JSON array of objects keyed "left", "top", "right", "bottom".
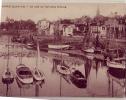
[{"left": 0, "top": 1, "right": 126, "bottom": 98}]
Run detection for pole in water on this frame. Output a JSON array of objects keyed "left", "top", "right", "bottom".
[
  {"left": 35, "top": 84, "right": 39, "bottom": 97},
  {"left": 60, "top": 75, "right": 62, "bottom": 97}
]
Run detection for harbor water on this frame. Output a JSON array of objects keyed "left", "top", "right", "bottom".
[{"left": 0, "top": 35, "right": 125, "bottom": 97}]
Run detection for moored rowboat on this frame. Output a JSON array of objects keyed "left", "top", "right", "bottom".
[
  {"left": 48, "top": 44, "right": 70, "bottom": 50},
  {"left": 57, "top": 65, "right": 71, "bottom": 75},
  {"left": 16, "top": 64, "right": 33, "bottom": 84}
]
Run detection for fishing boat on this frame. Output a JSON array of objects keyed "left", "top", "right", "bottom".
[
  {"left": 70, "top": 70, "right": 87, "bottom": 88},
  {"left": 57, "top": 64, "right": 71, "bottom": 75},
  {"left": 2, "top": 36, "right": 14, "bottom": 84},
  {"left": 48, "top": 44, "right": 70, "bottom": 50},
  {"left": 16, "top": 64, "right": 33, "bottom": 84}
]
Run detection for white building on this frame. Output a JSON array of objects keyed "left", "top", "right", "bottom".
[{"left": 62, "top": 25, "right": 75, "bottom": 36}]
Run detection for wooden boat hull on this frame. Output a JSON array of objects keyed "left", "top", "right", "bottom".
[
  {"left": 16, "top": 64, "right": 33, "bottom": 84},
  {"left": 107, "top": 61, "right": 125, "bottom": 69},
  {"left": 57, "top": 65, "right": 71, "bottom": 75},
  {"left": 107, "top": 59, "right": 126, "bottom": 79},
  {"left": 70, "top": 70, "right": 87, "bottom": 88},
  {"left": 108, "top": 67, "right": 126, "bottom": 79},
  {"left": 16, "top": 77, "right": 31, "bottom": 89},
  {"left": 48, "top": 50, "right": 69, "bottom": 56},
  {"left": 48, "top": 44, "right": 70, "bottom": 50},
  {"left": 32, "top": 68, "right": 45, "bottom": 81},
  {"left": 16, "top": 75, "right": 33, "bottom": 84}
]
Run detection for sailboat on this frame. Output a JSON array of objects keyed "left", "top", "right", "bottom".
[
  {"left": 106, "top": 34, "right": 126, "bottom": 77},
  {"left": 107, "top": 59, "right": 126, "bottom": 79},
  {"left": 32, "top": 40, "right": 45, "bottom": 81},
  {"left": 81, "top": 23, "right": 95, "bottom": 53},
  {"left": 16, "top": 41, "right": 33, "bottom": 84},
  {"left": 2, "top": 36, "right": 14, "bottom": 84}
]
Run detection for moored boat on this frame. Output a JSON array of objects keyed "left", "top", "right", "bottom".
[
  {"left": 32, "top": 68, "right": 45, "bottom": 81},
  {"left": 70, "top": 70, "right": 87, "bottom": 88},
  {"left": 16, "top": 77, "right": 32, "bottom": 89},
  {"left": 107, "top": 61, "right": 125, "bottom": 69},
  {"left": 48, "top": 44, "right": 70, "bottom": 50},
  {"left": 16, "top": 64, "right": 33, "bottom": 84},
  {"left": 48, "top": 50, "right": 69, "bottom": 56},
  {"left": 32, "top": 39, "right": 45, "bottom": 82},
  {"left": 107, "top": 59, "right": 126, "bottom": 79},
  {"left": 2, "top": 36, "right": 14, "bottom": 84},
  {"left": 83, "top": 47, "right": 94, "bottom": 53},
  {"left": 25, "top": 42, "right": 35, "bottom": 50},
  {"left": 2, "top": 70, "right": 14, "bottom": 84},
  {"left": 57, "top": 65, "right": 71, "bottom": 75},
  {"left": 107, "top": 68, "right": 125, "bottom": 88},
  {"left": 94, "top": 53, "right": 105, "bottom": 61}
]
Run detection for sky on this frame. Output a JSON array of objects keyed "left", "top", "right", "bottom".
[{"left": 1, "top": 3, "right": 126, "bottom": 23}]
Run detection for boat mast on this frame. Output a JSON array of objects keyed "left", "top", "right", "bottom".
[
  {"left": 82, "top": 22, "right": 91, "bottom": 48},
  {"left": 36, "top": 39, "right": 40, "bottom": 68},
  {"left": 19, "top": 38, "right": 23, "bottom": 64},
  {"left": 7, "top": 36, "right": 10, "bottom": 73}
]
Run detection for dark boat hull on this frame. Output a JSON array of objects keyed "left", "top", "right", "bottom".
[
  {"left": 108, "top": 67, "right": 126, "bottom": 79},
  {"left": 2, "top": 78, "right": 14, "bottom": 84},
  {"left": 70, "top": 70, "right": 87, "bottom": 88},
  {"left": 70, "top": 77, "right": 87, "bottom": 88}
]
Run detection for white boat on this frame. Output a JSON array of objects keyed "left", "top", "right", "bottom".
[
  {"left": 48, "top": 44, "right": 70, "bottom": 50},
  {"left": 57, "top": 65, "right": 71, "bottom": 75},
  {"left": 32, "top": 40, "right": 45, "bottom": 81},
  {"left": 16, "top": 64, "right": 33, "bottom": 84},
  {"left": 83, "top": 48, "right": 94, "bottom": 53},
  {"left": 107, "top": 61, "right": 125, "bottom": 69},
  {"left": 48, "top": 50, "right": 69, "bottom": 56},
  {"left": 32, "top": 68, "right": 45, "bottom": 81}
]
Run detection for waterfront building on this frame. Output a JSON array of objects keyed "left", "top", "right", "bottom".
[{"left": 105, "top": 16, "right": 126, "bottom": 39}]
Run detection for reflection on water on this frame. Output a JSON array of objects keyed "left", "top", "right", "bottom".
[{"left": 0, "top": 35, "right": 125, "bottom": 97}]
